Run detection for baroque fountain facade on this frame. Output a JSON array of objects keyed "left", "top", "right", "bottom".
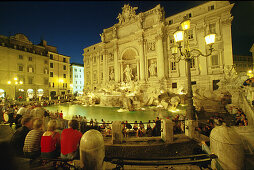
[{"left": 81, "top": 2, "right": 235, "bottom": 111}]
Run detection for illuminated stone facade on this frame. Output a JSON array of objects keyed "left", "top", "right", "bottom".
[
  {"left": 83, "top": 1, "right": 234, "bottom": 93},
  {"left": 0, "top": 33, "right": 70, "bottom": 100},
  {"left": 70, "top": 63, "right": 84, "bottom": 95}
]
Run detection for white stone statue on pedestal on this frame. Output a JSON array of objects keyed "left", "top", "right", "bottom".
[
  {"left": 124, "top": 65, "right": 133, "bottom": 82},
  {"left": 149, "top": 61, "right": 157, "bottom": 77},
  {"left": 109, "top": 69, "right": 115, "bottom": 81},
  {"left": 99, "top": 33, "right": 105, "bottom": 42}
]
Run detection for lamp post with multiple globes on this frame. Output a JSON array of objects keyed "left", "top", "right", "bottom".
[
  {"left": 170, "top": 16, "right": 216, "bottom": 135},
  {"left": 7, "top": 77, "right": 23, "bottom": 100}
]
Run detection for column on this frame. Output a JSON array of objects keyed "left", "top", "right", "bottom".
[
  {"left": 155, "top": 34, "right": 165, "bottom": 79},
  {"left": 120, "top": 62, "right": 123, "bottom": 82},
  {"left": 102, "top": 51, "right": 106, "bottom": 84},
  {"left": 90, "top": 56, "right": 93, "bottom": 90},
  {"left": 222, "top": 17, "right": 233, "bottom": 66},
  {"left": 97, "top": 55, "right": 100, "bottom": 84},
  {"left": 137, "top": 60, "right": 140, "bottom": 81},
  {"left": 196, "top": 22, "right": 207, "bottom": 75},
  {"left": 138, "top": 39, "right": 145, "bottom": 81},
  {"left": 113, "top": 46, "right": 119, "bottom": 82}
]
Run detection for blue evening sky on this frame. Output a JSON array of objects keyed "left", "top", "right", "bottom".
[{"left": 0, "top": 1, "right": 253, "bottom": 64}]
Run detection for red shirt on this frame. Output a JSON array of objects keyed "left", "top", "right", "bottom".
[
  {"left": 41, "top": 132, "right": 60, "bottom": 153},
  {"left": 61, "top": 128, "right": 82, "bottom": 155},
  {"left": 59, "top": 112, "right": 63, "bottom": 119}
]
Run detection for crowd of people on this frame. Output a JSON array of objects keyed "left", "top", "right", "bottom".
[
  {"left": 197, "top": 108, "right": 248, "bottom": 137},
  {"left": 0, "top": 98, "right": 250, "bottom": 163},
  {"left": 10, "top": 116, "right": 82, "bottom": 160}
]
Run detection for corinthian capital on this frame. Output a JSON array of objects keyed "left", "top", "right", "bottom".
[
  {"left": 155, "top": 34, "right": 163, "bottom": 41},
  {"left": 221, "top": 16, "right": 233, "bottom": 26}
]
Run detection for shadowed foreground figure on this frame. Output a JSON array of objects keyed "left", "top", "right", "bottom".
[{"left": 10, "top": 116, "right": 33, "bottom": 157}]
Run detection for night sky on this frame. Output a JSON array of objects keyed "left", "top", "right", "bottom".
[{"left": 0, "top": 1, "right": 253, "bottom": 64}]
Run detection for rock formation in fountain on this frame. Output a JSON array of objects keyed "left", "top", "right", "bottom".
[{"left": 192, "top": 65, "right": 249, "bottom": 113}]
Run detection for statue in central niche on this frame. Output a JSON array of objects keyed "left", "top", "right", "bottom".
[
  {"left": 149, "top": 61, "right": 157, "bottom": 77},
  {"left": 124, "top": 65, "right": 133, "bottom": 82}
]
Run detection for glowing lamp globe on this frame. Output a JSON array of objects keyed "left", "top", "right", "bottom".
[
  {"left": 181, "top": 19, "right": 190, "bottom": 30},
  {"left": 7, "top": 81, "right": 11, "bottom": 84},
  {"left": 205, "top": 34, "right": 216, "bottom": 45},
  {"left": 173, "top": 30, "right": 184, "bottom": 42}
]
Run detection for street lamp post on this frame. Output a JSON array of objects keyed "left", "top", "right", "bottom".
[{"left": 170, "top": 17, "right": 215, "bottom": 135}]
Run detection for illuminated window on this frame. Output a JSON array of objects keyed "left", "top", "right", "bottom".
[
  {"left": 50, "top": 72, "right": 53, "bottom": 77},
  {"left": 28, "top": 57, "right": 33, "bottom": 61},
  {"left": 50, "top": 54, "right": 53, "bottom": 59},
  {"left": 50, "top": 63, "right": 53, "bottom": 68},
  {"left": 28, "top": 66, "right": 33, "bottom": 73}
]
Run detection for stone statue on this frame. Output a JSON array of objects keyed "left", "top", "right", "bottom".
[
  {"left": 149, "top": 61, "right": 157, "bottom": 77},
  {"left": 117, "top": 13, "right": 123, "bottom": 24},
  {"left": 124, "top": 65, "right": 133, "bottom": 82},
  {"left": 99, "top": 33, "right": 105, "bottom": 42},
  {"left": 117, "top": 4, "right": 138, "bottom": 24},
  {"left": 109, "top": 68, "right": 115, "bottom": 81}
]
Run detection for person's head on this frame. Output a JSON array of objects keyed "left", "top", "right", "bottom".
[
  {"left": 68, "top": 119, "right": 79, "bottom": 130},
  {"left": 21, "top": 116, "right": 33, "bottom": 129},
  {"left": 33, "top": 118, "right": 43, "bottom": 130},
  {"left": 47, "top": 120, "right": 57, "bottom": 131}
]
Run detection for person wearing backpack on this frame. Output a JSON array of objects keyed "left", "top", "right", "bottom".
[{"left": 41, "top": 120, "right": 60, "bottom": 158}]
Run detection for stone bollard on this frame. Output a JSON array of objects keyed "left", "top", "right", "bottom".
[
  {"left": 161, "top": 119, "right": 173, "bottom": 143},
  {"left": 185, "top": 120, "right": 198, "bottom": 138},
  {"left": 210, "top": 125, "right": 244, "bottom": 170},
  {"left": 80, "top": 129, "right": 105, "bottom": 170},
  {"left": 112, "top": 121, "right": 124, "bottom": 144}
]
